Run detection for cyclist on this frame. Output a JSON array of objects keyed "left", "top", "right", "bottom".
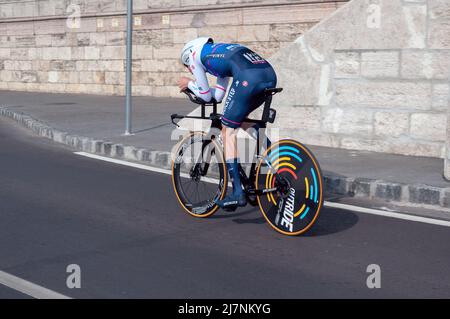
[{"left": 178, "top": 37, "right": 277, "bottom": 211}]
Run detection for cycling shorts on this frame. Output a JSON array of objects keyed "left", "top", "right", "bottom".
[{"left": 221, "top": 67, "right": 277, "bottom": 129}]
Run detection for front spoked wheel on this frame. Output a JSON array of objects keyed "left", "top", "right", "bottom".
[
  {"left": 172, "top": 132, "right": 227, "bottom": 218},
  {"left": 256, "top": 139, "right": 323, "bottom": 236}
]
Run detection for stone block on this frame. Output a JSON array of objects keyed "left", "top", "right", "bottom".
[
  {"left": 133, "top": 30, "right": 160, "bottom": 46},
  {"left": 0, "top": 48, "right": 10, "bottom": 59},
  {"left": 374, "top": 112, "right": 409, "bottom": 138},
  {"left": 322, "top": 107, "right": 373, "bottom": 136},
  {"left": 90, "top": 33, "right": 106, "bottom": 46},
  {"left": 35, "top": 35, "right": 52, "bottom": 47},
  {"left": 105, "top": 71, "right": 125, "bottom": 85},
  {"left": 153, "top": 45, "right": 183, "bottom": 59},
  {"left": 269, "top": 23, "right": 313, "bottom": 42},
  {"left": 324, "top": 174, "right": 348, "bottom": 195},
  {"left": 361, "top": 51, "right": 399, "bottom": 78},
  {"left": 102, "top": 60, "right": 125, "bottom": 72},
  {"left": 50, "top": 33, "right": 67, "bottom": 47},
  {"left": 140, "top": 59, "right": 183, "bottom": 72},
  {"left": 442, "top": 188, "right": 450, "bottom": 207},
  {"left": 84, "top": 47, "right": 100, "bottom": 60},
  {"left": 204, "top": 9, "right": 242, "bottom": 26},
  {"left": 10, "top": 48, "right": 29, "bottom": 60},
  {"left": 432, "top": 84, "right": 450, "bottom": 111},
  {"left": 339, "top": 136, "right": 444, "bottom": 158},
  {"left": 409, "top": 185, "right": 441, "bottom": 205},
  {"left": 348, "top": 178, "right": 372, "bottom": 197},
  {"left": 6, "top": 21, "right": 33, "bottom": 36},
  {"left": 34, "top": 19, "right": 66, "bottom": 35},
  {"left": 105, "top": 32, "right": 126, "bottom": 46},
  {"left": 335, "top": 79, "right": 432, "bottom": 109},
  {"left": 244, "top": 41, "right": 280, "bottom": 59},
  {"left": 375, "top": 182, "right": 402, "bottom": 201},
  {"left": 428, "top": 0, "right": 450, "bottom": 49},
  {"left": 50, "top": 60, "right": 76, "bottom": 71},
  {"left": 100, "top": 46, "right": 125, "bottom": 60},
  {"left": 133, "top": 45, "right": 153, "bottom": 59},
  {"left": 410, "top": 113, "right": 447, "bottom": 141},
  {"left": 334, "top": 51, "right": 360, "bottom": 78},
  {"left": 277, "top": 106, "right": 321, "bottom": 132},
  {"left": 237, "top": 25, "right": 270, "bottom": 42},
  {"left": 243, "top": 3, "right": 335, "bottom": 25},
  {"left": 42, "top": 47, "right": 72, "bottom": 60},
  {"left": 172, "top": 28, "right": 198, "bottom": 44},
  {"left": 198, "top": 26, "right": 238, "bottom": 43},
  {"left": 401, "top": 50, "right": 450, "bottom": 80}
]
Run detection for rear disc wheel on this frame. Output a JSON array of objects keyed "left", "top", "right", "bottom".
[{"left": 256, "top": 139, "right": 323, "bottom": 235}]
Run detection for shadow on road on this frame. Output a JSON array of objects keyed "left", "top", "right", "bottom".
[
  {"left": 212, "top": 205, "right": 359, "bottom": 236},
  {"left": 302, "top": 207, "right": 359, "bottom": 237},
  {"left": 210, "top": 207, "right": 258, "bottom": 220}
]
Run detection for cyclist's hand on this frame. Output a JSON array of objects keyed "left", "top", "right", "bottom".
[{"left": 178, "top": 77, "right": 191, "bottom": 92}]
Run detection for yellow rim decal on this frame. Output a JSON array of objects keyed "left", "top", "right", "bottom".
[
  {"left": 305, "top": 177, "right": 309, "bottom": 199},
  {"left": 294, "top": 204, "right": 306, "bottom": 218},
  {"left": 271, "top": 156, "right": 290, "bottom": 168},
  {"left": 274, "top": 162, "right": 296, "bottom": 171},
  {"left": 265, "top": 172, "right": 272, "bottom": 203}
]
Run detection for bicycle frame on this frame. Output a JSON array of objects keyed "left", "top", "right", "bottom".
[{"left": 170, "top": 88, "right": 282, "bottom": 200}]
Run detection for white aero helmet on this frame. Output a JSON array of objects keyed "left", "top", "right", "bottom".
[{"left": 180, "top": 37, "right": 213, "bottom": 66}]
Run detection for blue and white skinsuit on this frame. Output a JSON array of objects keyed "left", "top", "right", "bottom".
[{"left": 186, "top": 43, "right": 277, "bottom": 129}]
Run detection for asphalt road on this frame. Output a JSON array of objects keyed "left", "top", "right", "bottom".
[{"left": 1, "top": 117, "right": 450, "bottom": 299}]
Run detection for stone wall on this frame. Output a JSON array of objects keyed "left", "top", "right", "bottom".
[
  {"left": 270, "top": 0, "right": 450, "bottom": 158},
  {"left": 0, "top": 0, "right": 344, "bottom": 97},
  {"left": 0, "top": 0, "right": 342, "bottom": 17}
]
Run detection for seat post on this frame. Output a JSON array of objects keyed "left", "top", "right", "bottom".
[
  {"left": 201, "top": 103, "right": 205, "bottom": 118},
  {"left": 261, "top": 95, "right": 273, "bottom": 123}
]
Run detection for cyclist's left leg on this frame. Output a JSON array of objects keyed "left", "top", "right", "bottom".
[
  {"left": 216, "top": 79, "right": 251, "bottom": 210},
  {"left": 217, "top": 71, "right": 276, "bottom": 210},
  {"left": 241, "top": 78, "right": 277, "bottom": 151}
]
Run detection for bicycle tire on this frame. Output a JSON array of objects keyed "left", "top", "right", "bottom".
[{"left": 172, "top": 132, "right": 227, "bottom": 218}]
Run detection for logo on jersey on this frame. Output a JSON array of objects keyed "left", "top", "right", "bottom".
[
  {"left": 207, "top": 53, "right": 225, "bottom": 59},
  {"left": 224, "top": 87, "right": 235, "bottom": 113},
  {"left": 226, "top": 44, "right": 241, "bottom": 51},
  {"left": 243, "top": 52, "right": 267, "bottom": 64},
  {"left": 242, "top": 81, "right": 248, "bottom": 87}
]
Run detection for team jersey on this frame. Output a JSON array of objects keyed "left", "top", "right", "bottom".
[{"left": 187, "top": 43, "right": 270, "bottom": 103}]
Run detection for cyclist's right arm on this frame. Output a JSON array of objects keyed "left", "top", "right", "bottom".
[
  {"left": 212, "top": 77, "right": 229, "bottom": 102},
  {"left": 187, "top": 51, "right": 212, "bottom": 102}
]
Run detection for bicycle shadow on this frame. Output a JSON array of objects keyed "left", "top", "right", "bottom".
[
  {"left": 210, "top": 207, "right": 258, "bottom": 220},
  {"left": 216, "top": 198, "right": 359, "bottom": 236},
  {"left": 301, "top": 205, "right": 359, "bottom": 237}
]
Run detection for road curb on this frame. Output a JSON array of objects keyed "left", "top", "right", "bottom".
[{"left": 2, "top": 107, "right": 450, "bottom": 213}]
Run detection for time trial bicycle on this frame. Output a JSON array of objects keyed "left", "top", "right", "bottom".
[{"left": 170, "top": 88, "right": 323, "bottom": 236}]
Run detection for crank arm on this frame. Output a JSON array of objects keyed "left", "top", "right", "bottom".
[{"left": 250, "top": 187, "right": 278, "bottom": 196}]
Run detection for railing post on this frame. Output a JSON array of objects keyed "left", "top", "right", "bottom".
[
  {"left": 124, "top": 0, "right": 133, "bottom": 135},
  {"left": 445, "top": 73, "right": 450, "bottom": 180}
]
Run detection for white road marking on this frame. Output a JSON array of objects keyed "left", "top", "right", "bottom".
[
  {"left": 0, "top": 270, "right": 71, "bottom": 299},
  {"left": 74, "top": 151, "right": 450, "bottom": 228},
  {"left": 74, "top": 151, "right": 224, "bottom": 185},
  {"left": 75, "top": 151, "right": 174, "bottom": 176},
  {"left": 324, "top": 201, "right": 450, "bottom": 227}
]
